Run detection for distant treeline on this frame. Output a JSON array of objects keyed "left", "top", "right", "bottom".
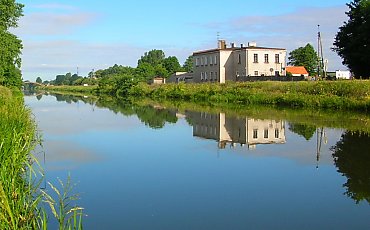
[{"left": 40, "top": 49, "right": 193, "bottom": 86}]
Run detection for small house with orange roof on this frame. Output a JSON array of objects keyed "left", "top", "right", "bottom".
[{"left": 286, "top": 66, "right": 309, "bottom": 77}]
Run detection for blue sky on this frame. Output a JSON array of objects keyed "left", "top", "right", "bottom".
[{"left": 14, "top": 0, "right": 350, "bottom": 81}]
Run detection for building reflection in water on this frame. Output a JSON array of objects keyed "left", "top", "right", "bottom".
[{"left": 186, "top": 111, "right": 286, "bottom": 149}]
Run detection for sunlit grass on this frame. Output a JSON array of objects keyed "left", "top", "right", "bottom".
[{"left": 0, "top": 86, "right": 84, "bottom": 229}]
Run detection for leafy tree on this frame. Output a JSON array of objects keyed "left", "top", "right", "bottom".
[
  {"left": 331, "top": 131, "right": 370, "bottom": 204},
  {"left": 0, "top": 0, "right": 24, "bottom": 88},
  {"left": 135, "top": 62, "right": 156, "bottom": 80},
  {"left": 288, "top": 123, "right": 317, "bottom": 141},
  {"left": 163, "top": 56, "right": 181, "bottom": 76},
  {"left": 154, "top": 64, "right": 168, "bottom": 78},
  {"left": 137, "top": 49, "right": 165, "bottom": 67},
  {"left": 36, "top": 77, "right": 42, "bottom": 84},
  {"left": 333, "top": 0, "right": 370, "bottom": 78},
  {"left": 288, "top": 43, "right": 318, "bottom": 76},
  {"left": 55, "top": 74, "right": 66, "bottom": 85},
  {"left": 0, "top": 0, "right": 23, "bottom": 30},
  {"left": 183, "top": 55, "right": 194, "bottom": 72}
]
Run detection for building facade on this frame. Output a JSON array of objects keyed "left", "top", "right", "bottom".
[{"left": 193, "top": 40, "right": 287, "bottom": 83}]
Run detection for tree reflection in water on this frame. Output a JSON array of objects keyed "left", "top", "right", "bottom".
[{"left": 331, "top": 131, "right": 370, "bottom": 204}]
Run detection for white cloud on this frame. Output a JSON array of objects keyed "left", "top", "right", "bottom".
[
  {"left": 203, "top": 6, "right": 349, "bottom": 71},
  {"left": 16, "top": 11, "right": 97, "bottom": 36}
]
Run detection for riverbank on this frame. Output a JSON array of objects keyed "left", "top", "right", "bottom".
[
  {"left": 41, "top": 80, "right": 370, "bottom": 112},
  {"left": 0, "top": 86, "right": 39, "bottom": 228}
]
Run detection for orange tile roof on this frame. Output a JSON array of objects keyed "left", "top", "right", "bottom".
[{"left": 286, "top": 66, "right": 309, "bottom": 75}]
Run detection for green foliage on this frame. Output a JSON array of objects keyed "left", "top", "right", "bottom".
[
  {"left": 288, "top": 43, "right": 318, "bottom": 76},
  {"left": 332, "top": 131, "right": 370, "bottom": 204},
  {"left": 183, "top": 55, "right": 194, "bottom": 72},
  {"left": 0, "top": 1, "right": 24, "bottom": 88},
  {"left": 137, "top": 49, "right": 165, "bottom": 67},
  {"left": 41, "top": 175, "right": 84, "bottom": 229},
  {"left": 0, "top": 86, "right": 40, "bottom": 229},
  {"left": 36, "top": 77, "right": 42, "bottom": 84},
  {"left": 163, "top": 56, "right": 181, "bottom": 76},
  {"left": 333, "top": 0, "right": 370, "bottom": 79}
]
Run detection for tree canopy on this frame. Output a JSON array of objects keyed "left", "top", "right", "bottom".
[
  {"left": 288, "top": 43, "right": 318, "bottom": 76},
  {"left": 183, "top": 55, "right": 194, "bottom": 73},
  {"left": 0, "top": 0, "right": 24, "bottom": 88},
  {"left": 333, "top": 0, "right": 370, "bottom": 78}
]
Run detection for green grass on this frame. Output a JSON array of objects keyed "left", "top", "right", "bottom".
[
  {"left": 130, "top": 80, "right": 370, "bottom": 112},
  {"left": 39, "top": 85, "right": 98, "bottom": 94},
  {"left": 0, "top": 86, "right": 40, "bottom": 229},
  {"left": 0, "top": 86, "right": 83, "bottom": 229}
]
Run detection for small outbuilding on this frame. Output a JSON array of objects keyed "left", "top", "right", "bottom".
[{"left": 286, "top": 66, "right": 309, "bottom": 77}]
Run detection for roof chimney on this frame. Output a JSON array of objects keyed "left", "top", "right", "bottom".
[
  {"left": 218, "top": 40, "right": 226, "bottom": 49},
  {"left": 241, "top": 44, "right": 244, "bottom": 48},
  {"left": 248, "top": 42, "right": 257, "bottom": 47},
  {"left": 231, "top": 42, "right": 235, "bottom": 48}
]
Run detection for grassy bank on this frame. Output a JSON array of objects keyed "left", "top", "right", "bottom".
[
  {"left": 40, "top": 80, "right": 370, "bottom": 112},
  {"left": 0, "top": 86, "right": 40, "bottom": 228},
  {"left": 0, "top": 86, "right": 83, "bottom": 229},
  {"left": 39, "top": 85, "right": 97, "bottom": 95},
  {"left": 129, "top": 81, "right": 370, "bottom": 112}
]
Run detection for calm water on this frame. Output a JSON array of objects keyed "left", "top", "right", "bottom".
[{"left": 25, "top": 94, "right": 370, "bottom": 230}]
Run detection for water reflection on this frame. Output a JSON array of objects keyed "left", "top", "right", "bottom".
[
  {"left": 332, "top": 131, "right": 370, "bottom": 204},
  {"left": 32, "top": 93, "right": 370, "bottom": 207},
  {"left": 186, "top": 111, "right": 286, "bottom": 149}
]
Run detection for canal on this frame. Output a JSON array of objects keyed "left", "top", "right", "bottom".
[{"left": 25, "top": 93, "right": 370, "bottom": 229}]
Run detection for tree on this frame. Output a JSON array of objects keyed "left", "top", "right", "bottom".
[
  {"left": 333, "top": 0, "right": 370, "bottom": 79},
  {"left": 36, "top": 77, "right": 42, "bottom": 84},
  {"left": 0, "top": 0, "right": 24, "bottom": 88},
  {"left": 0, "top": 0, "right": 24, "bottom": 30},
  {"left": 137, "top": 49, "right": 165, "bottom": 67},
  {"left": 288, "top": 43, "right": 318, "bottom": 76},
  {"left": 163, "top": 56, "right": 181, "bottom": 76},
  {"left": 183, "top": 55, "right": 194, "bottom": 73}
]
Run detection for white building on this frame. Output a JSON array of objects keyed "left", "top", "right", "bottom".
[
  {"left": 193, "top": 40, "right": 287, "bottom": 83},
  {"left": 336, "top": 70, "right": 351, "bottom": 80}
]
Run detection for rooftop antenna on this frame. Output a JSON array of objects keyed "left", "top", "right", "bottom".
[
  {"left": 217, "top": 32, "right": 220, "bottom": 41},
  {"left": 317, "top": 25, "right": 326, "bottom": 79}
]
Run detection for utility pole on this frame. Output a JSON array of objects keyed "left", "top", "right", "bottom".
[{"left": 317, "top": 25, "right": 326, "bottom": 79}]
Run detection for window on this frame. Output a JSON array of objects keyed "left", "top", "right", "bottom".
[
  {"left": 200, "top": 57, "right": 204, "bottom": 66},
  {"left": 238, "top": 53, "right": 241, "bottom": 64},
  {"left": 196, "top": 57, "right": 200, "bottom": 66},
  {"left": 210, "top": 56, "right": 213, "bottom": 65},
  {"left": 275, "top": 129, "right": 279, "bottom": 138},
  {"left": 264, "top": 54, "right": 269, "bottom": 63},
  {"left": 201, "top": 72, "right": 204, "bottom": 81},
  {"left": 275, "top": 71, "right": 280, "bottom": 76},
  {"left": 214, "top": 56, "right": 217, "bottom": 65},
  {"left": 264, "top": 129, "right": 269, "bottom": 139},
  {"left": 254, "top": 54, "right": 258, "bottom": 63},
  {"left": 253, "top": 129, "right": 258, "bottom": 139},
  {"left": 210, "top": 72, "right": 213, "bottom": 81},
  {"left": 254, "top": 71, "right": 259, "bottom": 76},
  {"left": 215, "top": 72, "right": 218, "bottom": 81},
  {"left": 204, "top": 56, "right": 208, "bottom": 66},
  {"left": 236, "top": 71, "right": 239, "bottom": 77},
  {"left": 204, "top": 72, "right": 208, "bottom": 80},
  {"left": 275, "top": 54, "right": 280, "bottom": 63}
]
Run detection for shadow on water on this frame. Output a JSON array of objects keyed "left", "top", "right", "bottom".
[{"left": 41, "top": 92, "right": 370, "bottom": 205}]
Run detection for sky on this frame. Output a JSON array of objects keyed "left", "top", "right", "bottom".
[{"left": 13, "top": 0, "right": 350, "bottom": 81}]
